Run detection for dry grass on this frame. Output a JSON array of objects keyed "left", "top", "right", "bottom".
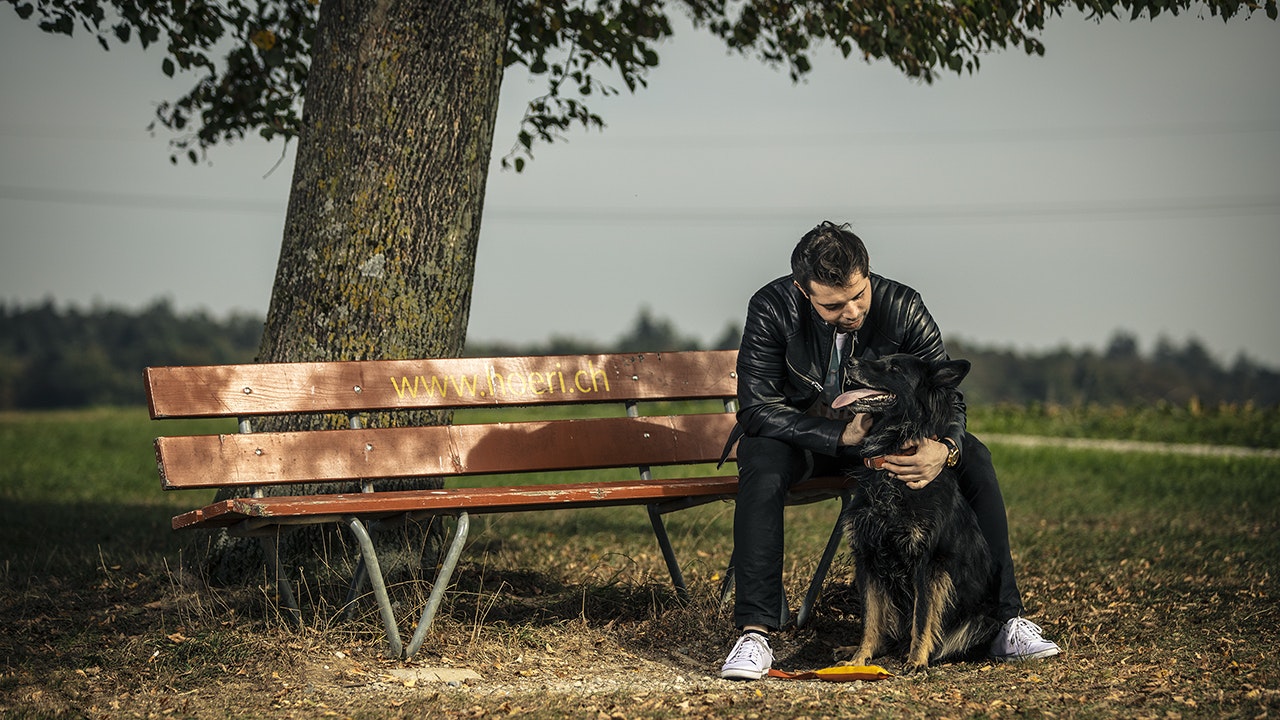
[{"left": 2, "top": 409, "right": 1278, "bottom": 718}]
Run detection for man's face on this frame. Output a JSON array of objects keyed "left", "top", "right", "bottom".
[{"left": 800, "top": 271, "right": 871, "bottom": 334}]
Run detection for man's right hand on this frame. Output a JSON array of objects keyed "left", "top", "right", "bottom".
[{"left": 838, "top": 413, "right": 873, "bottom": 447}]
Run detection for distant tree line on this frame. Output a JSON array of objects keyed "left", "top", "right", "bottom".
[
  {"left": 2, "top": 301, "right": 1276, "bottom": 410},
  {"left": 946, "top": 333, "right": 1280, "bottom": 408},
  {"left": 0, "top": 300, "right": 263, "bottom": 410}
]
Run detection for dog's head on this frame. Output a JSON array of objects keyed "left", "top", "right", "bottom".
[{"left": 832, "top": 354, "right": 970, "bottom": 457}]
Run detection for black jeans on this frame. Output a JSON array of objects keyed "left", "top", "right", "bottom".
[{"left": 732, "top": 432, "right": 1023, "bottom": 630}]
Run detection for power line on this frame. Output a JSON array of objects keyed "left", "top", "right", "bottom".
[
  {"left": 2, "top": 120, "right": 1276, "bottom": 147},
  {"left": 485, "top": 196, "right": 1280, "bottom": 225},
  {"left": 593, "top": 122, "right": 1280, "bottom": 149},
  {"left": 4, "top": 184, "right": 1278, "bottom": 224}
]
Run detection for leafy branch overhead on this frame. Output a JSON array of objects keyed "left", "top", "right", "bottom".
[
  {"left": 9, "top": 0, "right": 316, "bottom": 165},
  {"left": 7, "top": 0, "right": 1276, "bottom": 167}
]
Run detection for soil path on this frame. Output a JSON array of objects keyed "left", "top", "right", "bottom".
[{"left": 983, "top": 433, "right": 1280, "bottom": 459}]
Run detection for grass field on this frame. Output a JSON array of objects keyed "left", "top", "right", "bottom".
[{"left": 1, "top": 406, "right": 1278, "bottom": 718}]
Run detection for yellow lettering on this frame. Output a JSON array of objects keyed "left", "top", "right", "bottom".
[
  {"left": 455, "top": 374, "right": 479, "bottom": 396},
  {"left": 397, "top": 364, "right": 607, "bottom": 400},
  {"left": 428, "top": 376, "right": 449, "bottom": 398},
  {"left": 529, "top": 371, "right": 549, "bottom": 394},
  {"left": 507, "top": 372, "right": 526, "bottom": 395},
  {"left": 589, "top": 361, "right": 609, "bottom": 392},
  {"left": 390, "top": 376, "right": 421, "bottom": 399}
]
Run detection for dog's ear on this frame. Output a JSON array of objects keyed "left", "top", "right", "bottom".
[{"left": 930, "top": 358, "right": 970, "bottom": 388}]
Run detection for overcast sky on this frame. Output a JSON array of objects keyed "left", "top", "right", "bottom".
[{"left": 2, "top": 8, "right": 1278, "bottom": 368}]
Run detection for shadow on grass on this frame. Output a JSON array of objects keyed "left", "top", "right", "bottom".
[{"left": 0, "top": 500, "right": 184, "bottom": 586}]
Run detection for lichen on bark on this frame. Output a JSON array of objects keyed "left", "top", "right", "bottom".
[{"left": 205, "top": 0, "right": 509, "bottom": 590}]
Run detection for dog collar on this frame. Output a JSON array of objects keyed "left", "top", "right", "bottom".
[
  {"left": 864, "top": 437, "right": 959, "bottom": 469},
  {"left": 863, "top": 444, "right": 917, "bottom": 470}
]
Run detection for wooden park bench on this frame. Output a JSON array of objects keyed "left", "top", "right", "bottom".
[{"left": 145, "top": 350, "right": 853, "bottom": 659}]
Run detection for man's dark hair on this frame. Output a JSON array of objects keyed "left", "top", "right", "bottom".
[{"left": 790, "top": 221, "right": 870, "bottom": 291}]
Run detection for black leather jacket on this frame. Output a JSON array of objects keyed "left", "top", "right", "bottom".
[{"left": 726, "top": 272, "right": 966, "bottom": 461}]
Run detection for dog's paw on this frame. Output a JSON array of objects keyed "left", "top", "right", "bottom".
[
  {"left": 832, "top": 646, "right": 872, "bottom": 666},
  {"left": 903, "top": 661, "right": 931, "bottom": 677}
]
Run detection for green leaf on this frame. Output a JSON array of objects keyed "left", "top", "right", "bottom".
[{"left": 162, "top": 58, "right": 175, "bottom": 77}]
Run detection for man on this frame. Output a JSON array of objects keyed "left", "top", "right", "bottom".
[{"left": 719, "top": 221, "right": 1060, "bottom": 680}]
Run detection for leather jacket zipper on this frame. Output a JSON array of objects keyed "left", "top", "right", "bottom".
[{"left": 786, "top": 355, "right": 823, "bottom": 393}]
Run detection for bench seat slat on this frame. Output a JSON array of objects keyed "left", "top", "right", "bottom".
[
  {"left": 171, "top": 475, "right": 852, "bottom": 531},
  {"left": 146, "top": 350, "right": 737, "bottom": 418},
  {"left": 157, "top": 413, "right": 737, "bottom": 489}
]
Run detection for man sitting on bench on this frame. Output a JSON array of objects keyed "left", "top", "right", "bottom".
[{"left": 719, "top": 221, "right": 1061, "bottom": 680}]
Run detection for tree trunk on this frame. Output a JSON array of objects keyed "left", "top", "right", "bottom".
[{"left": 205, "top": 0, "right": 508, "bottom": 588}]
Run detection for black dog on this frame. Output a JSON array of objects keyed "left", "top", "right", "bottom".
[{"left": 831, "top": 354, "right": 997, "bottom": 672}]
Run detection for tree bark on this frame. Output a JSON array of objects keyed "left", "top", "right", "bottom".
[{"left": 206, "top": 0, "right": 508, "bottom": 587}]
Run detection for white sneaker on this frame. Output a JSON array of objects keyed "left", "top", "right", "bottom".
[
  {"left": 990, "top": 617, "right": 1061, "bottom": 661},
  {"left": 720, "top": 632, "right": 774, "bottom": 680}
]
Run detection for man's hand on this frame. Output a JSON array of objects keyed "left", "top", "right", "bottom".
[
  {"left": 881, "top": 437, "right": 949, "bottom": 490},
  {"left": 837, "top": 413, "right": 873, "bottom": 447}
]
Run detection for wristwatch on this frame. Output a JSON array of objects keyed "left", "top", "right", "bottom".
[{"left": 942, "top": 438, "right": 960, "bottom": 468}]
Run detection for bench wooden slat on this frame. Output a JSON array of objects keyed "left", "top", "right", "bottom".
[
  {"left": 145, "top": 350, "right": 737, "bottom": 418},
  {"left": 173, "top": 477, "right": 738, "bottom": 530},
  {"left": 156, "top": 413, "right": 738, "bottom": 490},
  {"left": 171, "top": 475, "right": 853, "bottom": 531}
]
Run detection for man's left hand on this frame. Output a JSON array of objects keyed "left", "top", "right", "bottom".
[{"left": 881, "top": 438, "right": 949, "bottom": 490}]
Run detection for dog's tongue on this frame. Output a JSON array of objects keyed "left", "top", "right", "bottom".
[{"left": 832, "top": 388, "right": 881, "bottom": 409}]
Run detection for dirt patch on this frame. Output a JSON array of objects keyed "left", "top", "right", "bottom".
[{"left": 3, "top": 553, "right": 1278, "bottom": 719}]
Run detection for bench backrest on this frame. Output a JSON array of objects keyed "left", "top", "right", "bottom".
[
  {"left": 146, "top": 351, "right": 737, "bottom": 418},
  {"left": 146, "top": 350, "right": 740, "bottom": 492}
]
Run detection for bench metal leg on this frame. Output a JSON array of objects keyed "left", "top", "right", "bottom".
[
  {"left": 259, "top": 535, "right": 302, "bottom": 627},
  {"left": 345, "top": 517, "right": 404, "bottom": 659},
  {"left": 341, "top": 558, "right": 370, "bottom": 620},
  {"left": 646, "top": 505, "right": 689, "bottom": 603},
  {"left": 718, "top": 555, "right": 735, "bottom": 610},
  {"left": 795, "top": 492, "right": 851, "bottom": 629},
  {"left": 717, "top": 492, "right": 851, "bottom": 629},
  {"left": 406, "top": 512, "right": 469, "bottom": 659}
]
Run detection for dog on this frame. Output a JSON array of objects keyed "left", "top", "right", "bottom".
[{"left": 830, "top": 354, "right": 998, "bottom": 673}]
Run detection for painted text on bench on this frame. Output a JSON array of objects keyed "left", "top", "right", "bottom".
[{"left": 389, "top": 361, "right": 612, "bottom": 400}]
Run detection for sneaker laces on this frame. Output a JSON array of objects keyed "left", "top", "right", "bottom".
[
  {"left": 727, "top": 633, "right": 770, "bottom": 665},
  {"left": 1004, "top": 618, "right": 1047, "bottom": 652}
]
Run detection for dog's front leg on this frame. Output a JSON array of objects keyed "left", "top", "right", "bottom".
[
  {"left": 837, "top": 576, "right": 891, "bottom": 666},
  {"left": 907, "top": 566, "right": 954, "bottom": 672}
]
